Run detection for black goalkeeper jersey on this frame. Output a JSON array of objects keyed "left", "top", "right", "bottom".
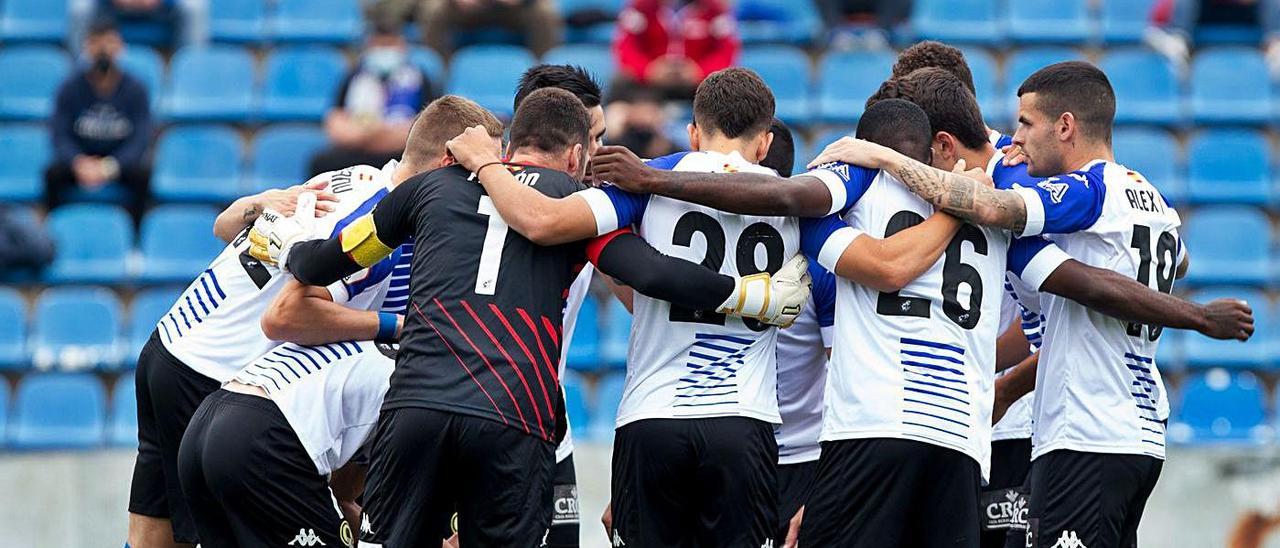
[{"left": 289, "top": 163, "right": 586, "bottom": 441}]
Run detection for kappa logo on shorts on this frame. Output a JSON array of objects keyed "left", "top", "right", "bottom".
[
  {"left": 760, "top": 539, "right": 775, "bottom": 548},
  {"left": 611, "top": 529, "right": 626, "bottom": 547},
  {"left": 1049, "top": 530, "right": 1087, "bottom": 548},
  {"left": 288, "top": 528, "right": 326, "bottom": 546}
]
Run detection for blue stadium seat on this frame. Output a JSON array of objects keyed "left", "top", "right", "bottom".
[
  {"left": 409, "top": 46, "right": 446, "bottom": 84},
  {"left": 543, "top": 44, "right": 617, "bottom": 89},
  {"left": 1112, "top": 127, "right": 1184, "bottom": 203},
  {"left": 0, "top": 0, "right": 68, "bottom": 43},
  {"left": 210, "top": 0, "right": 267, "bottom": 43},
  {"left": 1099, "top": 49, "right": 1184, "bottom": 126},
  {"left": 248, "top": 125, "right": 328, "bottom": 193},
  {"left": 566, "top": 297, "right": 602, "bottom": 372},
  {"left": 447, "top": 46, "right": 537, "bottom": 118},
  {"left": 813, "top": 128, "right": 854, "bottom": 155},
  {"left": 0, "top": 46, "right": 70, "bottom": 120},
  {"left": 1007, "top": 0, "right": 1093, "bottom": 43},
  {"left": 128, "top": 287, "right": 181, "bottom": 362},
  {"left": 163, "top": 46, "right": 257, "bottom": 122},
  {"left": 1004, "top": 47, "right": 1085, "bottom": 97},
  {"left": 560, "top": 0, "right": 622, "bottom": 44},
  {"left": 790, "top": 133, "right": 811, "bottom": 177},
  {"left": 32, "top": 287, "right": 124, "bottom": 371},
  {"left": 0, "top": 289, "right": 27, "bottom": 370},
  {"left": 44, "top": 205, "right": 133, "bottom": 285},
  {"left": 0, "top": 380, "right": 8, "bottom": 445},
  {"left": 1157, "top": 327, "right": 1185, "bottom": 373},
  {"left": 1185, "top": 129, "right": 1271, "bottom": 206},
  {"left": 0, "top": 124, "right": 50, "bottom": 201},
  {"left": 816, "top": 50, "right": 895, "bottom": 124},
  {"left": 1171, "top": 369, "right": 1270, "bottom": 444},
  {"left": 119, "top": 46, "right": 165, "bottom": 102},
  {"left": 1181, "top": 207, "right": 1270, "bottom": 286},
  {"left": 260, "top": 47, "right": 348, "bottom": 121},
  {"left": 270, "top": 0, "right": 362, "bottom": 44},
  {"left": 1102, "top": 0, "right": 1158, "bottom": 43},
  {"left": 735, "top": 0, "right": 821, "bottom": 45},
  {"left": 8, "top": 373, "right": 107, "bottom": 449},
  {"left": 562, "top": 371, "right": 591, "bottom": 440},
  {"left": 139, "top": 205, "right": 224, "bottom": 284},
  {"left": 589, "top": 369, "right": 626, "bottom": 440},
  {"left": 959, "top": 48, "right": 1005, "bottom": 125},
  {"left": 1191, "top": 48, "right": 1273, "bottom": 125},
  {"left": 599, "top": 299, "right": 631, "bottom": 369},
  {"left": 1184, "top": 288, "right": 1272, "bottom": 370},
  {"left": 152, "top": 125, "right": 246, "bottom": 203},
  {"left": 910, "top": 0, "right": 1002, "bottom": 44},
  {"left": 740, "top": 46, "right": 812, "bottom": 126},
  {"left": 109, "top": 373, "right": 138, "bottom": 447}
]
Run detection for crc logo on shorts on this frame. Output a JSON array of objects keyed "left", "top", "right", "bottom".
[
  {"left": 981, "top": 487, "right": 1029, "bottom": 531},
  {"left": 552, "top": 484, "right": 580, "bottom": 525},
  {"left": 288, "top": 528, "right": 326, "bottom": 546}
]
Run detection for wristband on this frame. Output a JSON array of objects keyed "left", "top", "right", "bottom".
[
  {"left": 475, "top": 161, "right": 507, "bottom": 177},
  {"left": 376, "top": 312, "right": 399, "bottom": 342}
]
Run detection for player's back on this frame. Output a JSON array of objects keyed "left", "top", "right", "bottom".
[
  {"left": 826, "top": 168, "right": 1013, "bottom": 478},
  {"left": 619, "top": 150, "right": 799, "bottom": 427},
  {"left": 158, "top": 164, "right": 397, "bottom": 382},
  {"left": 1032, "top": 160, "right": 1182, "bottom": 459},
  {"left": 384, "top": 163, "right": 586, "bottom": 442}
]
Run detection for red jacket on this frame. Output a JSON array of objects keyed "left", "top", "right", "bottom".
[{"left": 613, "top": 0, "right": 740, "bottom": 84}]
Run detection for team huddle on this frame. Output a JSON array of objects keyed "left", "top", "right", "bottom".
[{"left": 124, "top": 41, "right": 1256, "bottom": 548}]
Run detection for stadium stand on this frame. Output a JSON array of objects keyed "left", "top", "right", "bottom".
[
  {"left": 31, "top": 287, "right": 124, "bottom": 371},
  {"left": 1184, "top": 288, "right": 1273, "bottom": 370},
  {"left": 1189, "top": 48, "right": 1273, "bottom": 126},
  {"left": 137, "top": 205, "right": 224, "bottom": 284},
  {"left": 43, "top": 205, "right": 133, "bottom": 285},
  {"left": 816, "top": 50, "right": 896, "bottom": 124},
  {"left": 0, "top": 0, "right": 67, "bottom": 44},
  {"left": 108, "top": 373, "right": 137, "bottom": 448},
  {"left": 260, "top": 46, "right": 349, "bottom": 122},
  {"left": 589, "top": 370, "right": 626, "bottom": 441},
  {"left": 119, "top": 46, "right": 165, "bottom": 102},
  {"left": 8, "top": 373, "right": 107, "bottom": 449},
  {"left": 599, "top": 299, "right": 631, "bottom": 370},
  {"left": 0, "top": 125, "right": 50, "bottom": 202},
  {"left": 447, "top": 45, "right": 537, "bottom": 119},
  {"left": 1171, "top": 369, "right": 1271, "bottom": 445},
  {"left": 1100, "top": 48, "right": 1184, "bottom": 126},
  {"left": 1007, "top": 0, "right": 1092, "bottom": 45},
  {"left": 0, "top": 289, "right": 27, "bottom": 370},
  {"left": 269, "top": 0, "right": 362, "bottom": 45},
  {"left": 1181, "top": 207, "right": 1271, "bottom": 287},
  {"left": 740, "top": 45, "right": 813, "bottom": 126},
  {"left": 735, "top": 0, "right": 821, "bottom": 46},
  {"left": 151, "top": 125, "right": 246, "bottom": 203},
  {"left": 566, "top": 297, "right": 602, "bottom": 373},
  {"left": 0, "top": 45, "right": 70, "bottom": 121},
  {"left": 1185, "top": 129, "right": 1272, "bottom": 206},
  {"left": 1100, "top": 0, "right": 1155, "bottom": 44},
  {"left": 909, "top": 0, "right": 1002, "bottom": 44},
  {"left": 210, "top": 0, "right": 268, "bottom": 44},
  {"left": 1112, "top": 127, "right": 1184, "bottom": 204},
  {"left": 544, "top": 44, "right": 617, "bottom": 87},
  {"left": 563, "top": 370, "right": 592, "bottom": 439},
  {"left": 247, "top": 124, "right": 328, "bottom": 193},
  {"left": 127, "top": 287, "right": 182, "bottom": 365},
  {"left": 162, "top": 45, "right": 257, "bottom": 122}
]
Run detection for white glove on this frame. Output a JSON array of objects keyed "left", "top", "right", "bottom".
[
  {"left": 247, "top": 191, "right": 316, "bottom": 269},
  {"left": 718, "top": 254, "right": 812, "bottom": 328}
]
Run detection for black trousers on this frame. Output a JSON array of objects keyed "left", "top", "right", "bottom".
[
  {"left": 44, "top": 161, "right": 151, "bottom": 220},
  {"left": 308, "top": 147, "right": 403, "bottom": 177},
  {"left": 1024, "top": 450, "right": 1163, "bottom": 548}
]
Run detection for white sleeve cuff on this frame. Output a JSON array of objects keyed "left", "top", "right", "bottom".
[
  {"left": 1018, "top": 244, "right": 1071, "bottom": 290},
  {"left": 574, "top": 188, "right": 619, "bottom": 235},
  {"left": 816, "top": 226, "right": 862, "bottom": 272},
  {"left": 324, "top": 280, "right": 349, "bottom": 304},
  {"left": 820, "top": 325, "right": 835, "bottom": 348},
  {"left": 1012, "top": 186, "right": 1045, "bottom": 237},
  {"left": 807, "top": 169, "right": 848, "bottom": 216}
]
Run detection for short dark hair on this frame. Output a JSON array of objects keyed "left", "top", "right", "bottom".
[
  {"left": 1017, "top": 61, "right": 1115, "bottom": 143},
  {"left": 692, "top": 68, "right": 775, "bottom": 139},
  {"left": 760, "top": 117, "right": 795, "bottom": 177},
  {"left": 508, "top": 88, "right": 591, "bottom": 155},
  {"left": 514, "top": 64, "right": 603, "bottom": 114},
  {"left": 403, "top": 95, "right": 503, "bottom": 169},
  {"left": 856, "top": 98, "right": 932, "bottom": 164},
  {"left": 893, "top": 41, "right": 976, "bottom": 94},
  {"left": 867, "top": 68, "right": 988, "bottom": 150}
]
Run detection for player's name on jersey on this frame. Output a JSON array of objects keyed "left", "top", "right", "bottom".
[
  {"left": 1124, "top": 187, "right": 1165, "bottom": 214},
  {"left": 466, "top": 165, "right": 542, "bottom": 187}
]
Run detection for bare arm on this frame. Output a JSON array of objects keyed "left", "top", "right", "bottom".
[
  {"left": 213, "top": 182, "right": 339, "bottom": 243},
  {"left": 260, "top": 280, "right": 402, "bottom": 345},
  {"left": 827, "top": 213, "right": 961, "bottom": 292},
  {"left": 330, "top": 461, "right": 365, "bottom": 534},
  {"left": 993, "top": 354, "right": 1038, "bottom": 424},
  {"left": 995, "top": 316, "right": 1031, "bottom": 373}
]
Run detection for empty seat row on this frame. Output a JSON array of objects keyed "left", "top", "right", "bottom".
[
  {"left": 0, "top": 372, "right": 135, "bottom": 449},
  {"left": 565, "top": 297, "right": 632, "bottom": 373},
  {"left": 0, "top": 123, "right": 327, "bottom": 203},
  {"left": 1159, "top": 288, "right": 1275, "bottom": 371},
  {"left": 913, "top": 0, "right": 1171, "bottom": 46},
  {"left": 42, "top": 204, "right": 224, "bottom": 285},
  {"left": 1170, "top": 369, "right": 1275, "bottom": 445}
]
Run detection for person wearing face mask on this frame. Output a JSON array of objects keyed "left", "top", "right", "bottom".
[
  {"left": 308, "top": 17, "right": 434, "bottom": 177},
  {"left": 44, "top": 17, "right": 153, "bottom": 221}
]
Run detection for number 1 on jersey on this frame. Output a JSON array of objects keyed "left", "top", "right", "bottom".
[{"left": 476, "top": 196, "right": 508, "bottom": 295}]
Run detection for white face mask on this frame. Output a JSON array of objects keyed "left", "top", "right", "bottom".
[{"left": 364, "top": 47, "right": 405, "bottom": 76}]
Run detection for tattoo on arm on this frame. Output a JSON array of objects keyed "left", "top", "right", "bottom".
[
  {"left": 887, "top": 156, "right": 1027, "bottom": 233},
  {"left": 241, "top": 204, "right": 261, "bottom": 223}
]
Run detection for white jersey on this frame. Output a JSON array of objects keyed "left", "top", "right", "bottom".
[
  {"left": 1013, "top": 160, "right": 1184, "bottom": 460},
  {"left": 232, "top": 341, "right": 392, "bottom": 475},
  {"left": 803, "top": 160, "right": 1067, "bottom": 479},
  {"left": 157, "top": 163, "right": 403, "bottom": 382},
  {"left": 775, "top": 262, "right": 836, "bottom": 465},
  {"left": 991, "top": 275, "right": 1043, "bottom": 441},
  {"left": 580, "top": 150, "right": 803, "bottom": 426},
  {"left": 554, "top": 264, "right": 595, "bottom": 462}
]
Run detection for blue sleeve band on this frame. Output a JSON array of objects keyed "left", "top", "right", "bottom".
[{"left": 376, "top": 312, "right": 399, "bottom": 342}]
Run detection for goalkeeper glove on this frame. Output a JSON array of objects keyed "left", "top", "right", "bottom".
[
  {"left": 717, "top": 254, "right": 812, "bottom": 328},
  {"left": 247, "top": 191, "right": 317, "bottom": 269}
]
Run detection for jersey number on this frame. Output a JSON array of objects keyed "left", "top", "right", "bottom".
[
  {"left": 475, "top": 196, "right": 509, "bottom": 295},
  {"left": 875, "top": 211, "right": 987, "bottom": 330},
  {"left": 1126, "top": 224, "right": 1177, "bottom": 341},
  {"left": 667, "top": 211, "right": 785, "bottom": 331}
]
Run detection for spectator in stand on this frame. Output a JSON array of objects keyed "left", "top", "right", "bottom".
[
  {"left": 369, "top": 0, "right": 563, "bottom": 58},
  {"left": 308, "top": 18, "right": 434, "bottom": 177},
  {"left": 45, "top": 17, "right": 153, "bottom": 220},
  {"left": 1147, "top": 0, "right": 1280, "bottom": 71},
  {"left": 607, "top": 88, "right": 679, "bottom": 160},
  {"left": 611, "top": 0, "right": 739, "bottom": 101},
  {"left": 70, "top": 0, "right": 208, "bottom": 48}
]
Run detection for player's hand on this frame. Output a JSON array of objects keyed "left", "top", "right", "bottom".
[
  {"left": 718, "top": 254, "right": 812, "bottom": 328},
  {"left": 259, "top": 177, "right": 338, "bottom": 219},
  {"left": 1001, "top": 144, "right": 1028, "bottom": 167},
  {"left": 1199, "top": 298, "right": 1255, "bottom": 341},
  {"left": 247, "top": 192, "right": 317, "bottom": 268},
  {"left": 951, "top": 158, "right": 994, "bottom": 188},
  {"left": 591, "top": 145, "right": 658, "bottom": 192},
  {"left": 807, "top": 137, "right": 894, "bottom": 170},
  {"left": 785, "top": 506, "right": 804, "bottom": 548},
  {"left": 446, "top": 125, "right": 503, "bottom": 173},
  {"left": 601, "top": 502, "right": 613, "bottom": 539}
]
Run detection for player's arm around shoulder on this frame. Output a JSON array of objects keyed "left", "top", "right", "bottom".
[
  {"left": 260, "top": 278, "right": 398, "bottom": 345},
  {"left": 213, "top": 174, "right": 340, "bottom": 242}
]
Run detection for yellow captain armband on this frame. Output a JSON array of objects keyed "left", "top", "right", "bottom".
[{"left": 339, "top": 214, "right": 394, "bottom": 268}]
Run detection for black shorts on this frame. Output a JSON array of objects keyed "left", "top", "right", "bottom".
[
  {"left": 775, "top": 459, "right": 819, "bottom": 545},
  {"left": 361, "top": 407, "right": 556, "bottom": 548},
  {"left": 544, "top": 455, "right": 580, "bottom": 548},
  {"left": 129, "top": 331, "right": 221, "bottom": 544},
  {"left": 177, "top": 389, "right": 352, "bottom": 548},
  {"left": 981, "top": 439, "right": 1033, "bottom": 548},
  {"left": 611, "top": 417, "right": 778, "bottom": 548},
  {"left": 1022, "top": 450, "right": 1163, "bottom": 548},
  {"left": 800, "top": 438, "right": 981, "bottom": 548}
]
